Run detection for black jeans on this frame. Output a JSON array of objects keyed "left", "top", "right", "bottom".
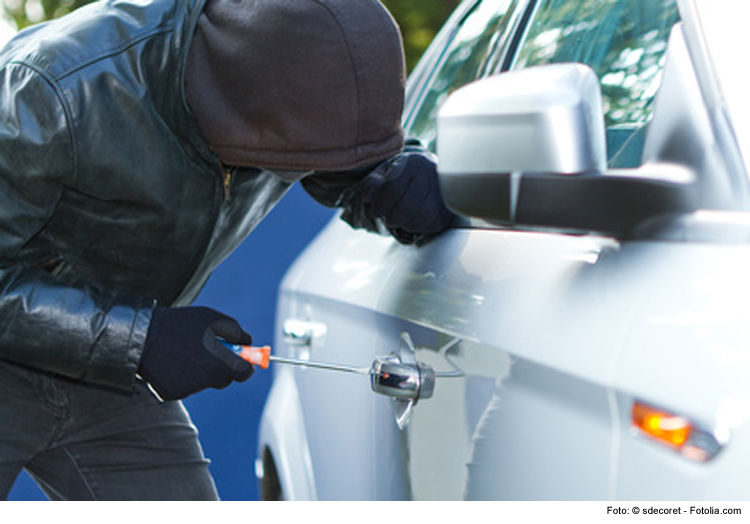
[{"left": 0, "top": 360, "right": 218, "bottom": 500}]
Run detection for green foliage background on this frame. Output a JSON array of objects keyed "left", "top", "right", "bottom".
[
  {"left": 382, "top": 0, "right": 461, "bottom": 70},
  {"left": 2, "top": 0, "right": 461, "bottom": 71}
]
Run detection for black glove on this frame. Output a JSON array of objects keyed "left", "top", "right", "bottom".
[
  {"left": 358, "top": 150, "right": 456, "bottom": 243},
  {"left": 138, "top": 306, "right": 254, "bottom": 400}
]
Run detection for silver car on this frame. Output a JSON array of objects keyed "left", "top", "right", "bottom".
[{"left": 258, "top": 0, "right": 750, "bottom": 500}]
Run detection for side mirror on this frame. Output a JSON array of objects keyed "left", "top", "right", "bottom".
[
  {"left": 437, "top": 63, "right": 697, "bottom": 237},
  {"left": 439, "top": 63, "right": 607, "bottom": 178}
]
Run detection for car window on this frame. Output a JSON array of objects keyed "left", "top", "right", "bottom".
[
  {"left": 511, "top": 0, "right": 680, "bottom": 166},
  {"left": 407, "top": 0, "right": 680, "bottom": 170},
  {"left": 406, "top": 0, "right": 515, "bottom": 153}
]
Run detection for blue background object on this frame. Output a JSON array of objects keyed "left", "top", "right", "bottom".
[{"left": 8, "top": 184, "right": 335, "bottom": 501}]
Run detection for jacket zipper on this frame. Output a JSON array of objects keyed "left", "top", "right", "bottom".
[{"left": 223, "top": 169, "right": 232, "bottom": 201}]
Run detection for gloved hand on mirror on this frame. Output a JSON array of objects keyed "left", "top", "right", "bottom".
[{"left": 358, "top": 149, "right": 457, "bottom": 244}]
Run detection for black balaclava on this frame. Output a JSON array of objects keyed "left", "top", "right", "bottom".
[{"left": 185, "top": 0, "right": 406, "bottom": 172}]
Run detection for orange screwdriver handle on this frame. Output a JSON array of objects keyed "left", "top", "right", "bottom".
[
  {"left": 238, "top": 345, "right": 271, "bottom": 369},
  {"left": 218, "top": 339, "right": 272, "bottom": 369}
]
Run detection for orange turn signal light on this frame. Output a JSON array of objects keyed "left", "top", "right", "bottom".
[
  {"left": 632, "top": 401, "right": 692, "bottom": 448},
  {"left": 631, "top": 400, "right": 725, "bottom": 462}
]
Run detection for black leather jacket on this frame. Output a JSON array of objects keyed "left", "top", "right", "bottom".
[{"left": 0, "top": 0, "right": 364, "bottom": 390}]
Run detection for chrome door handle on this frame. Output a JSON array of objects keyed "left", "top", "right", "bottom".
[
  {"left": 372, "top": 332, "right": 442, "bottom": 430},
  {"left": 370, "top": 353, "right": 436, "bottom": 430},
  {"left": 370, "top": 355, "right": 435, "bottom": 402}
]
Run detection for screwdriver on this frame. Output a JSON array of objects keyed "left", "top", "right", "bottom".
[
  {"left": 218, "top": 338, "right": 448, "bottom": 404},
  {"left": 218, "top": 340, "right": 371, "bottom": 375}
]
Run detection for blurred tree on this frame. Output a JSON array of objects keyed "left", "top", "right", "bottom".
[
  {"left": 4, "top": 0, "right": 88, "bottom": 29},
  {"left": 382, "top": 0, "right": 461, "bottom": 71},
  {"left": 4, "top": 0, "right": 461, "bottom": 70}
]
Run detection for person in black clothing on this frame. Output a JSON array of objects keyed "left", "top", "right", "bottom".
[{"left": 0, "top": 0, "right": 454, "bottom": 499}]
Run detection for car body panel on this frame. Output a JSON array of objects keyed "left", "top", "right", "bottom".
[{"left": 258, "top": 0, "right": 750, "bottom": 500}]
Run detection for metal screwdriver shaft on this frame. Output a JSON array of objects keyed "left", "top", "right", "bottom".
[
  {"left": 218, "top": 339, "right": 371, "bottom": 375},
  {"left": 266, "top": 355, "right": 370, "bottom": 375}
]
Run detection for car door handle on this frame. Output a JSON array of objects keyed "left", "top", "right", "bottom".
[
  {"left": 370, "top": 355, "right": 435, "bottom": 401},
  {"left": 282, "top": 319, "right": 326, "bottom": 347}
]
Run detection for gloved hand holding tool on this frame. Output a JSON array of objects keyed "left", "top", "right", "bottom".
[{"left": 139, "top": 306, "right": 255, "bottom": 400}]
